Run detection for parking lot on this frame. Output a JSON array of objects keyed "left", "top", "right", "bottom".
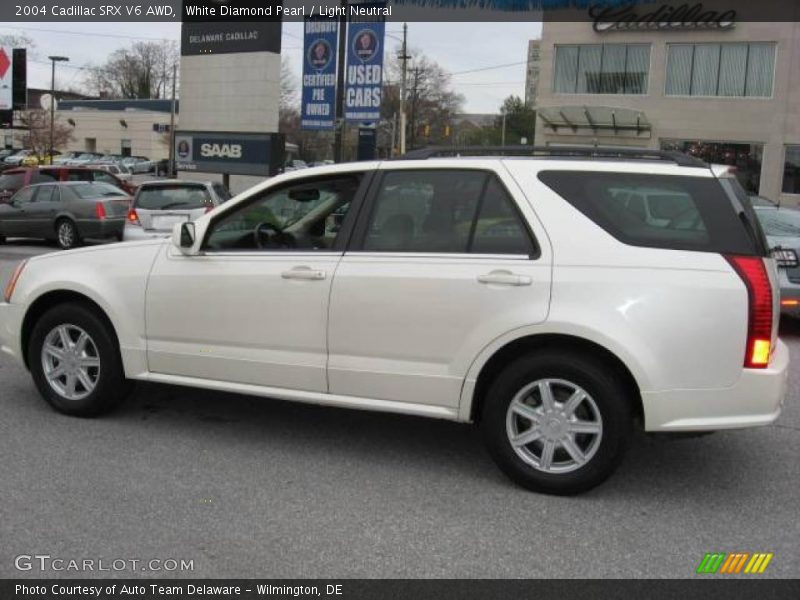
[{"left": 0, "top": 241, "right": 798, "bottom": 579}]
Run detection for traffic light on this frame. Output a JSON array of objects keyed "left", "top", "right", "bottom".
[
  {"left": 444, "top": 125, "right": 451, "bottom": 137},
  {"left": 424, "top": 124, "right": 431, "bottom": 137}
]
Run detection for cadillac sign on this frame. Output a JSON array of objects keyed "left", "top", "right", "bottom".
[{"left": 590, "top": 3, "right": 736, "bottom": 33}]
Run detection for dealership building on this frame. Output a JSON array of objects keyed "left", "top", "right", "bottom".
[{"left": 534, "top": 20, "right": 800, "bottom": 205}]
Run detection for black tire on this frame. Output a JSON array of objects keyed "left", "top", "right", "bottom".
[
  {"left": 55, "top": 219, "right": 81, "bottom": 250},
  {"left": 28, "top": 302, "right": 132, "bottom": 417},
  {"left": 0, "top": 234, "right": 6, "bottom": 244},
  {"left": 480, "top": 351, "right": 633, "bottom": 495}
]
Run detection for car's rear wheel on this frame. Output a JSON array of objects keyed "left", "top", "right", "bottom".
[
  {"left": 0, "top": 234, "right": 5, "bottom": 244},
  {"left": 480, "top": 351, "right": 633, "bottom": 495},
  {"left": 56, "top": 219, "right": 81, "bottom": 250},
  {"left": 28, "top": 303, "right": 132, "bottom": 416}
]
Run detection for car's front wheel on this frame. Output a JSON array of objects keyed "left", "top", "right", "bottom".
[
  {"left": 56, "top": 219, "right": 81, "bottom": 250},
  {"left": 480, "top": 351, "right": 633, "bottom": 495},
  {"left": 28, "top": 303, "right": 132, "bottom": 416}
]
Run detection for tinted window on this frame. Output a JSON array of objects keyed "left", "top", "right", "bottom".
[
  {"left": 32, "top": 172, "right": 57, "bottom": 184},
  {"left": 35, "top": 186, "right": 58, "bottom": 203},
  {"left": 213, "top": 182, "right": 232, "bottom": 202},
  {"left": 91, "top": 171, "right": 119, "bottom": 185},
  {"left": 136, "top": 185, "right": 211, "bottom": 210},
  {"left": 538, "top": 171, "right": 760, "bottom": 255},
  {"left": 471, "top": 177, "right": 533, "bottom": 255},
  {"left": 67, "top": 170, "right": 93, "bottom": 182},
  {"left": 205, "top": 175, "right": 361, "bottom": 251},
  {"left": 363, "top": 170, "right": 534, "bottom": 255},
  {"left": 70, "top": 183, "right": 127, "bottom": 199},
  {"left": 364, "top": 170, "right": 485, "bottom": 253},
  {"left": 11, "top": 187, "right": 35, "bottom": 204},
  {"left": 0, "top": 173, "right": 25, "bottom": 192}
]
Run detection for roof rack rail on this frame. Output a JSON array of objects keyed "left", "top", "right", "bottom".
[{"left": 394, "top": 145, "right": 707, "bottom": 168}]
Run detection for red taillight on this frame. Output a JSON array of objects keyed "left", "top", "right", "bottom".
[
  {"left": 725, "top": 255, "right": 773, "bottom": 368},
  {"left": 95, "top": 201, "right": 106, "bottom": 219},
  {"left": 127, "top": 208, "right": 140, "bottom": 225}
]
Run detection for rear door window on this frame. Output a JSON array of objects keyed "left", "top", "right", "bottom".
[
  {"left": 538, "top": 171, "right": 761, "bottom": 255},
  {"left": 360, "top": 170, "right": 536, "bottom": 255}
]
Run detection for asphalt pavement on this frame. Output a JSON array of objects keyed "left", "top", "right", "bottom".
[{"left": 0, "top": 242, "right": 798, "bottom": 579}]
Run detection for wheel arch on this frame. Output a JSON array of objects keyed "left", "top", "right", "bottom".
[
  {"left": 20, "top": 289, "right": 121, "bottom": 370},
  {"left": 465, "top": 333, "right": 644, "bottom": 426}
]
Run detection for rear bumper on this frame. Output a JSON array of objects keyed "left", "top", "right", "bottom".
[
  {"left": 0, "top": 301, "right": 24, "bottom": 366},
  {"left": 123, "top": 224, "right": 171, "bottom": 241},
  {"left": 77, "top": 218, "right": 125, "bottom": 240},
  {"left": 643, "top": 339, "right": 789, "bottom": 431}
]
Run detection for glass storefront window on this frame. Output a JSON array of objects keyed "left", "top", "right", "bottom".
[
  {"left": 665, "top": 43, "right": 776, "bottom": 97},
  {"left": 784, "top": 146, "right": 800, "bottom": 195},
  {"left": 554, "top": 44, "right": 650, "bottom": 94},
  {"left": 661, "top": 140, "right": 764, "bottom": 194}
]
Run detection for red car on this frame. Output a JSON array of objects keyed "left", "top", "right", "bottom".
[{"left": 0, "top": 166, "right": 137, "bottom": 204}]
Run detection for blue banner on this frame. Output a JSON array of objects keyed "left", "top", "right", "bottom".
[
  {"left": 301, "top": 19, "right": 338, "bottom": 130},
  {"left": 344, "top": 13, "right": 385, "bottom": 123}
]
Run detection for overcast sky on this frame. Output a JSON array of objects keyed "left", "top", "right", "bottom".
[{"left": 3, "top": 21, "right": 541, "bottom": 113}]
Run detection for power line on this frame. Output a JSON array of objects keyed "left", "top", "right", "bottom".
[
  {"left": 450, "top": 61, "right": 528, "bottom": 77},
  {"left": 0, "top": 25, "right": 175, "bottom": 42}
]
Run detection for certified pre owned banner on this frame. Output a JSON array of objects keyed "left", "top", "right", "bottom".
[
  {"left": 301, "top": 19, "right": 338, "bottom": 130},
  {"left": 0, "top": 46, "right": 13, "bottom": 110},
  {"left": 344, "top": 7, "right": 385, "bottom": 123}
]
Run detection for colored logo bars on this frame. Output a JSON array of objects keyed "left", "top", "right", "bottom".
[{"left": 696, "top": 552, "right": 774, "bottom": 574}]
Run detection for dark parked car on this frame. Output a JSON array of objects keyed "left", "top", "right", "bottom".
[
  {"left": 0, "top": 182, "right": 131, "bottom": 249},
  {"left": 0, "top": 166, "right": 137, "bottom": 204}
]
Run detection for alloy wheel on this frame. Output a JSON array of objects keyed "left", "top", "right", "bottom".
[
  {"left": 40, "top": 324, "right": 101, "bottom": 401},
  {"left": 505, "top": 378, "right": 603, "bottom": 474}
]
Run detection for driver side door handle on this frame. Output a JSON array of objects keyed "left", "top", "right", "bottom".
[
  {"left": 281, "top": 266, "right": 327, "bottom": 281},
  {"left": 477, "top": 271, "right": 532, "bottom": 286}
]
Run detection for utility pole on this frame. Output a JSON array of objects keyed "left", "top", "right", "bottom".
[
  {"left": 168, "top": 62, "right": 177, "bottom": 177},
  {"left": 501, "top": 107, "right": 507, "bottom": 146},
  {"left": 48, "top": 55, "right": 69, "bottom": 160},
  {"left": 398, "top": 22, "right": 410, "bottom": 155},
  {"left": 333, "top": 0, "right": 348, "bottom": 163}
]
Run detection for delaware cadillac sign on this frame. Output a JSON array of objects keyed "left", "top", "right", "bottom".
[{"left": 589, "top": 3, "right": 736, "bottom": 32}]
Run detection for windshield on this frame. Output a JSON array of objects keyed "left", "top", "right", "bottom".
[
  {"left": 135, "top": 185, "right": 211, "bottom": 210},
  {"left": 755, "top": 208, "right": 800, "bottom": 238}
]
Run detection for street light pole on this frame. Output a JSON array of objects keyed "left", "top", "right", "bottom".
[{"left": 48, "top": 55, "right": 69, "bottom": 161}]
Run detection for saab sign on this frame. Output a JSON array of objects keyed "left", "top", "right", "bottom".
[{"left": 175, "top": 131, "right": 285, "bottom": 176}]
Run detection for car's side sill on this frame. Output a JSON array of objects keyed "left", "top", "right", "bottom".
[{"left": 136, "top": 372, "right": 462, "bottom": 421}]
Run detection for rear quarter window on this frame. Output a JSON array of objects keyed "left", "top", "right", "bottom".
[{"left": 538, "top": 171, "right": 760, "bottom": 256}]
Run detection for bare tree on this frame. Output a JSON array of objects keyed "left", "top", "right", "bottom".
[
  {"left": 18, "top": 109, "right": 74, "bottom": 154},
  {"left": 382, "top": 49, "right": 464, "bottom": 149},
  {"left": 280, "top": 56, "right": 299, "bottom": 114},
  {"left": 0, "top": 33, "right": 35, "bottom": 54},
  {"left": 87, "top": 41, "right": 179, "bottom": 99}
]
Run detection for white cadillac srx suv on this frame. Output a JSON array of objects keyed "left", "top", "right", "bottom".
[{"left": 0, "top": 147, "right": 789, "bottom": 495}]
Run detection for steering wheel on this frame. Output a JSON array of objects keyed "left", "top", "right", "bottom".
[{"left": 253, "top": 222, "right": 295, "bottom": 249}]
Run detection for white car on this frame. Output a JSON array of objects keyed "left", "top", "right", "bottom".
[{"left": 0, "top": 148, "right": 789, "bottom": 494}]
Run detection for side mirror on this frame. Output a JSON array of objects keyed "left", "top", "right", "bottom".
[{"left": 172, "top": 221, "right": 197, "bottom": 255}]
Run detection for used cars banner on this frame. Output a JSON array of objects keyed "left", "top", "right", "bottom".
[{"left": 344, "top": 5, "right": 386, "bottom": 123}]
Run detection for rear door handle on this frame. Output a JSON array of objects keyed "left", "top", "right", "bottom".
[
  {"left": 477, "top": 271, "right": 532, "bottom": 286},
  {"left": 281, "top": 266, "right": 327, "bottom": 281}
]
